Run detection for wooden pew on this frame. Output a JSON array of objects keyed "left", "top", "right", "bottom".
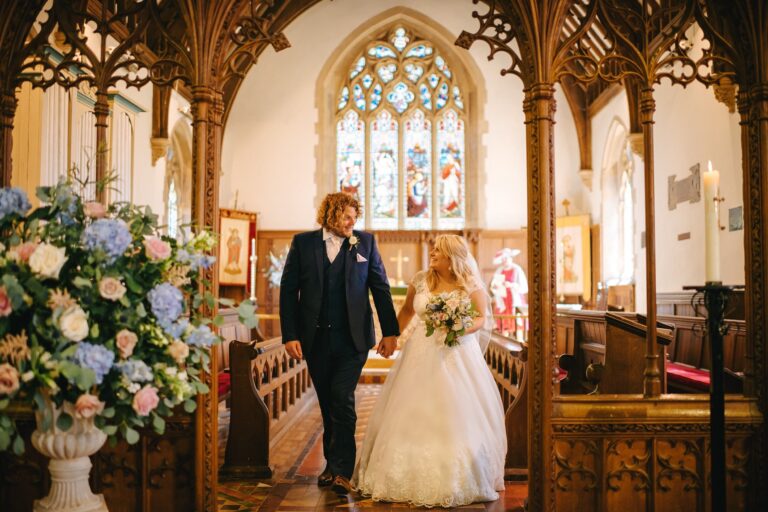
[
  {"left": 485, "top": 332, "right": 528, "bottom": 480},
  {"left": 219, "top": 336, "right": 316, "bottom": 479},
  {"left": 556, "top": 311, "right": 746, "bottom": 394},
  {"left": 556, "top": 311, "right": 673, "bottom": 394},
  {"left": 659, "top": 314, "right": 746, "bottom": 393}
]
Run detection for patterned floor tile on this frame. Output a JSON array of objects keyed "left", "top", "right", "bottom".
[{"left": 218, "top": 384, "right": 527, "bottom": 511}]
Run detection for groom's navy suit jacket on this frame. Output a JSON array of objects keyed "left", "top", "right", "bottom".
[{"left": 279, "top": 229, "right": 399, "bottom": 354}]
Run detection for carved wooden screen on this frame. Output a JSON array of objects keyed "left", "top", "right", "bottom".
[{"left": 335, "top": 25, "right": 468, "bottom": 230}]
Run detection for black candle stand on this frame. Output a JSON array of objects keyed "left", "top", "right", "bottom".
[{"left": 682, "top": 282, "right": 744, "bottom": 512}]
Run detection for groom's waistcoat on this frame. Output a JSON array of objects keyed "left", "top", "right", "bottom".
[{"left": 318, "top": 242, "right": 350, "bottom": 334}]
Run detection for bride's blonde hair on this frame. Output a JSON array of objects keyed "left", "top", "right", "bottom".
[{"left": 426, "top": 235, "right": 481, "bottom": 292}]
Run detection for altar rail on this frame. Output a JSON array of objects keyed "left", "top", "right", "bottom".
[
  {"left": 219, "top": 337, "right": 315, "bottom": 479},
  {"left": 486, "top": 332, "right": 528, "bottom": 479}
]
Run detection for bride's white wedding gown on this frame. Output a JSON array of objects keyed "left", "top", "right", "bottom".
[{"left": 353, "top": 277, "right": 507, "bottom": 508}]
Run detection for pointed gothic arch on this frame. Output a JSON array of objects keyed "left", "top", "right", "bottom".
[{"left": 315, "top": 7, "right": 487, "bottom": 229}]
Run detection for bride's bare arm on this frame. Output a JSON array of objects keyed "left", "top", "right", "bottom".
[
  {"left": 397, "top": 284, "right": 417, "bottom": 333},
  {"left": 465, "top": 289, "right": 489, "bottom": 335}
]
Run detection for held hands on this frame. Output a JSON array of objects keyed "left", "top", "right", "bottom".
[
  {"left": 285, "top": 340, "right": 303, "bottom": 360},
  {"left": 376, "top": 336, "right": 398, "bottom": 358}
]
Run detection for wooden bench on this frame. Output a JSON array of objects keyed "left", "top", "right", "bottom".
[
  {"left": 216, "top": 308, "right": 269, "bottom": 403},
  {"left": 659, "top": 314, "right": 746, "bottom": 393},
  {"left": 219, "top": 336, "right": 316, "bottom": 479},
  {"left": 485, "top": 332, "right": 528, "bottom": 480},
  {"left": 556, "top": 311, "right": 746, "bottom": 394}
]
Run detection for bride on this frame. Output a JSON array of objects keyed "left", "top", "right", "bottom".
[{"left": 353, "top": 234, "right": 506, "bottom": 508}]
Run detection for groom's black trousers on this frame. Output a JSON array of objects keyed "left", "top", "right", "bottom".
[{"left": 306, "top": 326, "right": 368, "bottom": 479}]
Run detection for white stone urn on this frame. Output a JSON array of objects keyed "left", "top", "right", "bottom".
[{"left": 31, "top": 398, "right": 109, "bottom": 512}]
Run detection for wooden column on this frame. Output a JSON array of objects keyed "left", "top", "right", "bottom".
[
  {"left": 524, "top": 82, "right": 557, "bottom": 512},
  {"left": 640, "top": 87, "right": 662, "bottom": 397},
  {"left": 191, "top": 84, "right": 223, "bottom": 512},
  {"left": 740, "top": 82, "right": 768, "bottom": 510},
  {"left": 94, "top": 90, "right": 110, "bottom": 202},
  {"left": 0, "top": 91, "right": 17, "bottom": 187}
]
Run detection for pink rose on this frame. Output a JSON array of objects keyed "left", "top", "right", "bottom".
[
  {"left": 0, "top": 286, "right": 11, "bottom": 317},
  {"left": 0, "top": 363, "right": 20, "bottom": 395},
  {"left": 17, "top": 242, "right": 38, "bottom": 262},
  {"left": 143, "top": 236, "right": 172, "bottom": 261},
  {"left": 98, "top": 277, "right": 126, "bottom": 301},
  {"left": 74, "top": 393, "right": 105, "bottom": 419},
  {"left": 116, "top": 329, "right": 138, "bottom": 359},
  {"left": 84, "top": 202, "right": 107, "bottom": 219},
  {"left": 168, "top": 340, "right": 190, "bottom": 364},
  {"left": 132, "top": 385, "right": 160, "bottom": 416}
]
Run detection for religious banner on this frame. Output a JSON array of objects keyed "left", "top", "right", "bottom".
[
  {"left": 555, "top": 215, "right": 592, "bottom": 300},
  {"left": 218, "top": 209, "right": 258, "bottom": 287}
]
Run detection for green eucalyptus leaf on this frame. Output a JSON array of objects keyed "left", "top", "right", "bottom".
[
  {"left": 102, "top": 425, "right": 118, "bottom": 436},
  {"left": 12, "top": 434, "right": 24, "bottom": 455},
  {"left": 124, "top": 274, "right": 143, "bottom": 294},
  {"left": 152, "top": 415, "right": 165, "bottom": 435},
  {"left": 183, "top": 399, "right": 197, "bottom": 413},
  {"left": 0, "top": 429, "right": 10, "bottom": 451},
  {"left": 56, "top": 412, "right": 73, "bottom": 432},
  {"left": 90, "top": 323, "right": 99, "bottom": 339},
  {"left": 124, "top": 427, "right": 140, "bottom": 445},
  {"left": 72, "top": 277, "right": 93, "bottom": 289},
  {"left": 102, "top": 407, "right": 115, "bottom": 419}
]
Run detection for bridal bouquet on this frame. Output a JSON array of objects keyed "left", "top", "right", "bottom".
[
  {"left": 424, "top": 291, "right": 479, "bottom": 347},
  {"left": 0, "top": 178, "right": 256, "bottom": 454}
]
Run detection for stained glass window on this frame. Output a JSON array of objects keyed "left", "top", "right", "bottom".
[
  {"left": 335, "top": 25, "right": 468, "bottom": 229},
  {"left": 337, "top": 111, "right": 366, "bottom": 223}
]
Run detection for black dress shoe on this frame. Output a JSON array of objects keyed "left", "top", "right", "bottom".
[
  {"left": 318, "top": 468, "right": 334, "bottom": 487},
  {"left": 331, "top": 475, "right": 353, "bottom": 495}
]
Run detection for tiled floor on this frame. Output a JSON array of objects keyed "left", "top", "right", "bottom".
[{"left": 218, "top": 385, "right": 527, "bottom": 511}]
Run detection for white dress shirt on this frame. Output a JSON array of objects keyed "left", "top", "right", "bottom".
[{"left": 323, "top": 228, "right": 345, "bottom": 263}]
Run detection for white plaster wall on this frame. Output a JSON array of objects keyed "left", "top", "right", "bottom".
[
  {"left": 591, "top": 82, "right": 744, "bottom": 311},
  {"left": 222, "top": 0, "right": 581, "bottom": 231}
]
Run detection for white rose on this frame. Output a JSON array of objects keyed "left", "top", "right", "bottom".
[
  {"left": 59, "top": 305, "right": 89, "bottom": 342},
  {"left": 99, "top": 277, "right": 126, "bottom": 301},
  {"left": 29, "top": 243, "right": 68, "bottom": 279}
]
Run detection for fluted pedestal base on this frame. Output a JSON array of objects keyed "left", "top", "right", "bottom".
[{"left": 34, "top": 457, "right": 107, "bottom": 512}]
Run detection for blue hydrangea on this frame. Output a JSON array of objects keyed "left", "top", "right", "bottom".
[
  {"left": 0, "top": 187, "right": 32, "bottom": 220},
  {"left": 186, "top": 324, "right": 217, "bottom": 348},
  {"left": 53, "top": 181, "right": 79, "bottom": 225},
  {"left": 176, "top": 249, "right": 216, "bottom": 271},
  {"left": 161, "top": 318, "right": 190, "bottom": 339},
  {"left": 148, "top": 283, "right": 184, "bottom": 325},
  {"left": 82, "top": 219, "right": 132, "bottom": 262},
  {"left": 73, "top": 342, "right": 115, "bottom": 385},
  {"left": 116, "top": 360, "right": 154, "bottom": 382}
]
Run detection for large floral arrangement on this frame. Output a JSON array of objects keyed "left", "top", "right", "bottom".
[{"left": 0, "top": 179, "right": 255, "bottom": 454}]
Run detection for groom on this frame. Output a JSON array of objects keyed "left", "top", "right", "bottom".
[{"left": 280, "top": 192, "right": 399, "bottom": 494}]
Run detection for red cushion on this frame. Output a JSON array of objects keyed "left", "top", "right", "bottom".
[
  {"left": 218, "top": 372, "right": 231, "bottom": 397},
  {"left": 667, "top": 362, "right": 710, "bottom": 390}
]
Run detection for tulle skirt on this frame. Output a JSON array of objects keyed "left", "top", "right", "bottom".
[{"left": 353, "top": 324, "right": 507, "bottom": 508}]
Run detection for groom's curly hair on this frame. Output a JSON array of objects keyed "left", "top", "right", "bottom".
[{"left": 316, "top": 192, "right": 362, "bottom": 229}]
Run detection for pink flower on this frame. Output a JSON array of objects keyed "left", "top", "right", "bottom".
[
  {"left": 0, "top": 364, "right": 20, "bottom": 395},
  {"left": 0, "top": 286, "right": 11, "bottom": 317},
  {"left": 74, "top": 393, "right": 105, "bottom": 419},
  {"left": 143, "top": 236, "right": 172, "bottom": 261},
  {"left": 84, "top": 202, "right": 107, "bottom": 219},
  {"left": 16, "top": 242, "right": 38, "bottom": 262},
  {"left": 98, "top": 277, "right": 126, "bottom": 301},
  {"left": 116, "top": 329, "right": 138, "bottom": 359},
  {"left": 132, "top": 385, "right": 160, "bottom": 416}
]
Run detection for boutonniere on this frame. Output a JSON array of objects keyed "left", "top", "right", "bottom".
[{"left": 348, "top": 234, "right": 360, "bottom": 251}]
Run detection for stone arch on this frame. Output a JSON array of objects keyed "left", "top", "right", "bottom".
[
  {"left": 164, "top": 118, "right": 193, "bottom": 235},
  {"left": 314, "top": 6, "right": 488, "bottom": 228}
]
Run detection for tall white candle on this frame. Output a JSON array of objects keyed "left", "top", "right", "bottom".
[
  {"left": 703, "top": 160, "right": 721, "bottom": 283},
  {"left": 249, "top": 238, "right": 257, "bottom": 301}
]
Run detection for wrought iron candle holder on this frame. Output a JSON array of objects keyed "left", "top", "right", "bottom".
[{"left": 682, "top": 282, "right": 744, "bottom": 512}]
